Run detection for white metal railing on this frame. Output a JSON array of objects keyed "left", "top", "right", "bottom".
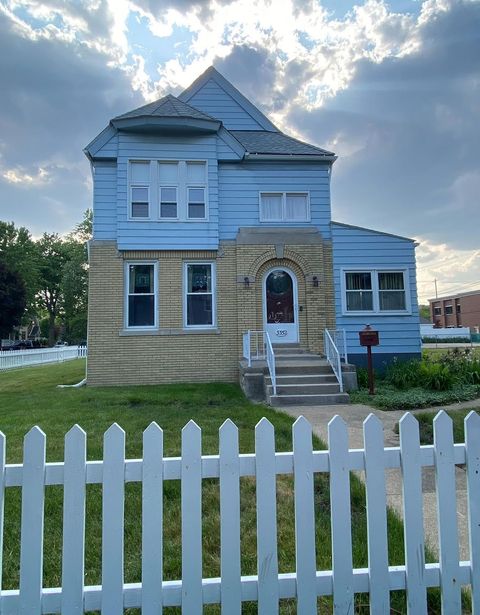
[
  {"left": 0, "top": 346, "right": 87, "bottom": 371},
  {"left": 242, "top": 330, "right": 266, "bottom": 367},
  {"left": 1, "top": 411, "right": 479, "bottom": 612},
  {"left": 326, "top": 328, "right": 348, "bottom": 364},
  {"left": 324, "top": 330, "right": 343, "bottom": 392},
  {"left": 265, "top": 331, "right": 276, "bottom": 395}
]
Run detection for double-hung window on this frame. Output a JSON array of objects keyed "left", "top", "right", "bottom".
[
  {"left": 343, "top": 270, "right": 409, "bottom": 314},
  {"left": 259, "top": 192, "right": 309, "bottom": 222},
  {"left": 126, "top": 263, "right": 157, "bottom": 328},
  {"left": 159, "top": 162, "right": 178, "bottom": 219},
  {"left": 187, "top": 162, "right": 206, "bottom": 219},
  {"left": 130, "top": 162, "right": 150, "bottom": 218},
  {"left": 184, "top": 263, "right": 215, "bottom": 328}
]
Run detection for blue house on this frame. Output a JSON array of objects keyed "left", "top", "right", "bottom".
[{"left": 84, "top": 67, "right": 421, "bottom": 402}]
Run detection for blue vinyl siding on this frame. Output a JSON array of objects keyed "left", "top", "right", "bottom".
[
  {"left": 93, "top": 132, "right": 118, "bottom": 159},
  {"left": 186, "top": 79, "right": 264, "bottom": 130},
  {"left": 218, "top": 162, "right": 332, "bottom": 240},
  {"left": 116, "top": 132, "right": 219, "bottom": 250},
  {"left": 92, "top": 161, "right": 116, "bottom": 240},
  {"left": 332, "top": 223, "right": 421, "bottom": 360}
]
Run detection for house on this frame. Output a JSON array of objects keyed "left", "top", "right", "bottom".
[
  {"left": 429, "top": 290, "right": 480, "bottom": 333},
  {"left": 84, "top": 67, "right": 421, "bottom": 398}
]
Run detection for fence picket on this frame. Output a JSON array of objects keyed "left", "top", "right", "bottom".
[
  {"left": 363, "top": 414, "right": 390, "bottom": 613},
  {"left": 101, "top": 424, "right": 125, "bottom": 614},
  {"left": 433, "top": 411, "right": 461, "bottom": 612},
  {"left": 0, "top": 431, "right": 4, "bottom": 610},
  {"left": 181, "top": 421, "right": 202, "bottom": 614},
  {"left": 219, "top": 419, "right": 241, "bottom": 614},
  {"left": 399, "top": 413, "right": 427, "bottom": 614},
  {"left": 292, "top": 416, "right": 316, "bottom": 612},
  {"left": 255, "top": 418, "right": 279, "bottom": 613},
  {"left": 61, "top": 425, "right": 87, "bottom": 615},
  {"left": 19, "top": 427, "right": 46, "bottom": 615},
  {"left": 465, "top": 411, "right": 480, "bottom": 613},
  {"left": 328, "top": 416, "right": 354, "bottom": 614},
  {"left": 142, "top": 423, "right": 163, "bottom": 614}
]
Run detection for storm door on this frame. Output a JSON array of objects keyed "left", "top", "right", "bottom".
[{"left": 264, "top": 268, "right": 299, "bottom": 343}]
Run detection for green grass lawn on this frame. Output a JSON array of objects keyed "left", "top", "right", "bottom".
[
  {"left": 0, "top": 360, "right": 446, "bottom": 613},
  {"left": 413, "top": 409, "right": 479, "bottom": 445}
]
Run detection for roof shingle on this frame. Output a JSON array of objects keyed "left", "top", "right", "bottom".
[
  {"left": 230, "top": 130, "right": 334, "bottom": 157},
  {"left": 113, "top": 94, "right": 217, "bottom": 122}
]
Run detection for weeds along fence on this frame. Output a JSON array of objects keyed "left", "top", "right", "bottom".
[
  {"left": 0, "top": 412, "right": 479, "bottom": 613},
  {"left": 0, "top": 346, "right": 87, "bottom": 371}
]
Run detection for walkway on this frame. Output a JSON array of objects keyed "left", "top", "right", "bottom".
[{"left": 276, "top": 398, "right": 480, "bottom": 560}]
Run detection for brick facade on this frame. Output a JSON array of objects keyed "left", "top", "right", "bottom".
[{"left": 87, "top": 235, "right": 336, "bottom": 386}]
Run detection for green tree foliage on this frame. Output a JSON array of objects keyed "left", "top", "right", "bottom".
[
  {"left": 0, "top": 258, "right": 27, "bottom": 337},
  {"left": 419, "top": 304, "right": 431, "bottom": 320},
  {"left": 0, "top": 222, "right": 38, "bottom": 316}
]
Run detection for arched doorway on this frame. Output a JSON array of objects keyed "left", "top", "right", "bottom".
[{"left": 263, "top": 267, "right": 299, "bottom": 343}]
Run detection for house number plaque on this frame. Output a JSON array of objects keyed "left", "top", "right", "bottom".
[{"left": 275, "top": 330, "right": 288, "bottom": 337}]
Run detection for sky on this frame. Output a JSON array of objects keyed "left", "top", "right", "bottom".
[{"left": 0, "top": 0, "right": 479, "bottom": 303}]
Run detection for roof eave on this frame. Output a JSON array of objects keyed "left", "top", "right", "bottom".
[
  {"left": 111, "top": 116, "right": 221, "bottom": 133},
  {"left": 244, "top": 153, "right": 337, "bottom": 162}
]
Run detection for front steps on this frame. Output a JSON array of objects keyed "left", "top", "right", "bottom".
[{"left": 265, "top": 344, "right": 350, "bottom": 406}]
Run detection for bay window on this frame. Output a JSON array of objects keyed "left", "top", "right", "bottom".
[
  {"left": 184, "top": 263, "right": 215, "bottom": 328},
  {"left": 129, "top": 160, "right": 207, "bottom": 221},
  {"left": 343, "top": 270, "right": 409, "bottom": 314}
]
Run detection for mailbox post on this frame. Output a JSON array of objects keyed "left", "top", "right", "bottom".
[{"left": 359, "top": 325, "right": 379, "bottom": 395}]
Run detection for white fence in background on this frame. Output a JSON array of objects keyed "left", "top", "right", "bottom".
[
  {"left": 0, "top": 346, "right": 87, "bottom": 371},
  {"left": 0, "top": 411, "right": 478, "bottom": 612},
  {"left": 421, "top": 324, "right": 471, "bottom": 339}
]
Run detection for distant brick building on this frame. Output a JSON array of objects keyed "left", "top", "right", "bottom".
[{"left": 429, "top": 290, "right": 480, "bottom": 332}]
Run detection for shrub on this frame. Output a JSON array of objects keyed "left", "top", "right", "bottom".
[
  {"left": 385, "top": 359, "right": 421, "bottom": 390},
  {"left": 422, "top": 336, "right": 471, "bottom": 344},
  {"left": 356, "top": 367, "right": 370, "bottom": 389},
  {"left": 418, "top": 362, "right": 454, "bottom": 391}
]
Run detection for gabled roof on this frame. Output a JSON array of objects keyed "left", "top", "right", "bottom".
[
  {"left": 112, "top": 94, "right": 217, "bottom": 122},
  {"left": 179, "top": 66, "right": 279, "bottom": 132},
  {"left": 332, "top": 221, "right": 416, "bottom": 242},
  {"left": 231, "top": 130, "right": 334, "bottom": 158}
]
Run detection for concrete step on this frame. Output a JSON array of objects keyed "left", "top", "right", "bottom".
[
  {"left": 276, "top": 363, "right": 333, "bottom": 375},
  {"left": 265, "top": 374, "right": 338, "bottom": 385},
  {"left": 267, "top": 383, "right": 341, "bottom": 395},
  {"left": 272, "top": 343, "right": 301, "bottom": 349},
  {"left": 273, "top": 347, "right": 308, "bottom": 356},
  {"left": 269, "top": 393, "right": 350, "bottom": 406}
]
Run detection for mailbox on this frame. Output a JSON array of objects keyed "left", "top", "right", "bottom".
[{"left": 359, "top": 326, "right": 379, "bottom": 347}]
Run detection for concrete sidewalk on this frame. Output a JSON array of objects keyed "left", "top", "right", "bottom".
[{"left": 276, "top": 399, "right": 480, "bottom": 560}]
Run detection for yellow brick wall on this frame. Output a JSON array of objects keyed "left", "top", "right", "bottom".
[{"left": 87, "top": 237, "right": 336, "bottom": 386}]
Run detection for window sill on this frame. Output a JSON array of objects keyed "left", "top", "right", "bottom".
[
  {"left": 119, "top": 327, "right": 220, "bottom": 336},
  {"left": 342, "top": 311, "right": 412, "bottom": 317}
]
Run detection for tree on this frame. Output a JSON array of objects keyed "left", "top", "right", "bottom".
[
  {"left": 419, "top": 304, "right": 431, "bottom": 320},
  {"left": 36, "top": 234, "right": 70, "bottom": 345},
  {"left": 0, "top": 222, "right": 39, "bottom": 316},
  {"left": 0, "top": 258, "right": 27, "bottom": 337}
]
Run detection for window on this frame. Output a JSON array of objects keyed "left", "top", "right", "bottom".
[
  {"left": 434, "top": 306, "right": 442, "bottom": 316},
  {"left": 126, "top": 263, "right": 157, "bottom": 328},
  {"left": 260, "top": 192, "right": 309, "bottom": 222},
  {"left": 343, "top": 270, "right": 409, "bottom": 313},
  {"left": 378, "top": 272, "right": 406, "bottom": 311},
  {"left": 345, "top": 272, "right": 373, "bottom": 311},
  {"left": 445, "top": 305, "right": 453, "bottom": 315},
  {"left": 184, "top": 263, "right": 215, "bottom": 327},
  {"left": 130, "top": 162, "right": 150, "bottom": 218},
  {"left": 456, "top": 304, "right": 461, "bottom": 314},
  {"left": 129, "top": 160, "right": 208, "bottom": 221}
]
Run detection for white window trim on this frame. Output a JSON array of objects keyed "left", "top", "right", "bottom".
[
  {"left": 127, "top": 158, "right": 209, "bottom": 223},
  {"left": 183, "top": 261, "right": 216, "bottom": 329},
  {"left": 259, "top": 191, "right": 311, "bottom": 223},
  {"left": 159, "top": 185, "right": 179, "bottom": 220},
  {"left": 340, "top": 268, "right": 411, "bottom": 316},
  {"left": 124, "top": 261, "right": 158, "bottom": 330},
  {"left": 187, "top": 185, "right": 207, "bottom": 220}
]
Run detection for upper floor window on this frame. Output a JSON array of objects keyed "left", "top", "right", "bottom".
[
  {"left": 129, "top": 160, "right": 208, "bottom": 222},
  {"left": 445, "top": 304, "right": 453, "bottom": 315},
  {"left": 343, "top": 269, "right": 409, "bottom": 314},
  {"left": 259, "top": 192, "right": 309, "bottom": 222},
  {"left": 130, "top": 162, "right": 150, "bottom": 218},
  {"left": 434, "top": 306, "right": 442, "bottom": 316}
]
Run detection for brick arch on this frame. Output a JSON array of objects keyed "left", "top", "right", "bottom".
[{"left": 248, "top": 248, "right": 312, "bottom": 279}]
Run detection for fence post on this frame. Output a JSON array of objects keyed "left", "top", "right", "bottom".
[{"left": 465, "top": 411, "right": 480, "bottom": 613}]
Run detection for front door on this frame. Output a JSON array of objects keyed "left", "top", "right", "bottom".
[{"left": 264, "top": 268, "right": 299, "bottom": 343}]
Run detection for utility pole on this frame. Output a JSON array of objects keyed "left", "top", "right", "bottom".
[{"left": 434, "top": 278, "right": 438, "bottom": 298}]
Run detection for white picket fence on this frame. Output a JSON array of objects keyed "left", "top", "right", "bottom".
[
  {"left": 0, "top": 346, "right": 87, "bottom": 371},
  {"left": 0, "top": 411, "right": 479, "bottom": 613}
]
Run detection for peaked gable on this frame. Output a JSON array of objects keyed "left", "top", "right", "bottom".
[{"left": 179, "top": 67, "right": 278, "bottom": 132}]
